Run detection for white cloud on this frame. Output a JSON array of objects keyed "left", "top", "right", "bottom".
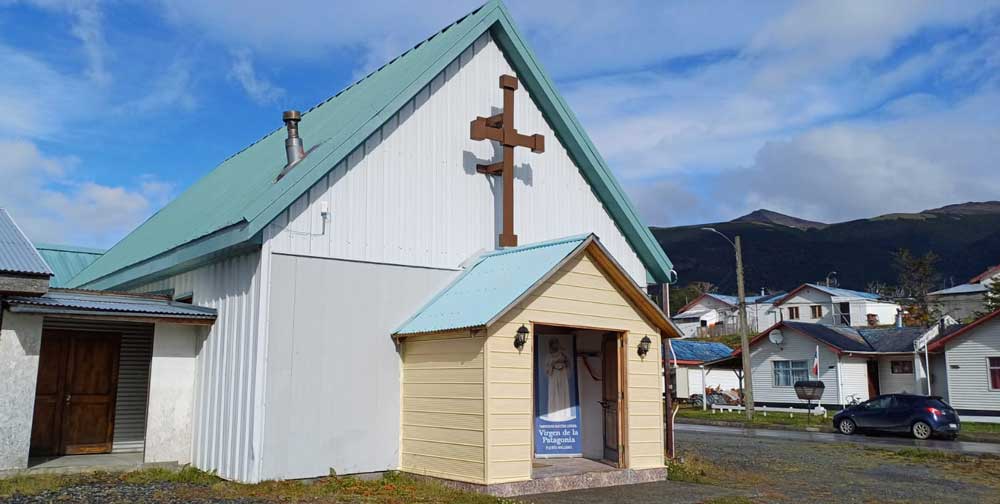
[
  {"left": 20, "top": 0, "right": 111, "bottom": 85},
  {"left": 228, "top": 49, "right": 285, "bottom": 105},
  {"left": 0, "top": 138, "right": 171, "bottom": 246}
]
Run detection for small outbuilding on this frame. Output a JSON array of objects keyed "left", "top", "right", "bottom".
[{"left": 393, "top": 234, "right": 679, "bottom": 495}]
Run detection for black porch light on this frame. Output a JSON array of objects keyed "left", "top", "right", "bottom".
[
  {"left": 514, "top": 324, "right": 529, "bottom": 351},
  {"left": 638, "top": 335, "right": 652, "bottom": 359}
]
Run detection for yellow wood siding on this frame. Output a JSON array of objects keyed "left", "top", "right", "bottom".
[
  {"left": 400, "top": 330, "right": 486, "bottom": 484},
  {"left": 484, "top": 252, "right": 665, "bottom": 484}
]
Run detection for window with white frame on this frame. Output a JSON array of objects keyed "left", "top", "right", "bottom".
[
  {"left": 773, "top": 360, "right": 809, "bottom": 387},
  {"left": 989, "top": 357, "right": 1000, "bottom": 390}
]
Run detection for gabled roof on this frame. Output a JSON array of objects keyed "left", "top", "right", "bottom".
[
  {"left": 773, "top": 283, "right": 880, "bottom": 306},
  {"left": 675, "top": 291, "right": 784, "bottom": 315},
  {"left": 732, "top": 321, "right": 928, "bottom": 356},
  {"left": 35, "top": 244, "right": 105, "bottom": 287},
  {"left": 927, "top": 309, "right": 1000, "bottom": 352},
  {"left": 5, "top": 288, "right": 216, "bottom": 324},
  {"left": 969, "top": 264, "right": 1000, "bottom": 284},
  {"left": 0, "top": 209, "right": 52, "bottom": 278},
  {"left": 669, "top": 340, "right": 733, "bottom": 364},
  {"left": 394, "top": 234, "right": 676, "bottom": 337},
  {"left": 68, "top": 0, "right": 675, "bottom": 290},
  {"left": 929, "top": 283, "right": 988, "bottom": 296}
]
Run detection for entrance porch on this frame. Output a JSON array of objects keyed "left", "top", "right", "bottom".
[
  {"left": 0, "top": 289, "right": 215, "bottom": 473},
  {"left": 394, "top": 235, "right": 677, "bottom": 496}
]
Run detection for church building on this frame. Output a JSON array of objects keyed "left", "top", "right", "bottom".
[{"left": 0, "top": 0, "right": 680, "bottom": 495}]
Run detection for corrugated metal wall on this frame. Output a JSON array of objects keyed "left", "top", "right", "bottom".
[
  {"left": 132, "top": 251, "right": 264, "bottom": 482},
  {"left": 265, "top": 33, "right": 648, "bottom": 285},
  {"left": 41, "top": 318, "right": 154, "bottom": 454}
]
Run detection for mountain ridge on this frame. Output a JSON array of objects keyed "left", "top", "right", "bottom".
[{"left": 653, "top": 201, "right": 1000, "bottom": 293}]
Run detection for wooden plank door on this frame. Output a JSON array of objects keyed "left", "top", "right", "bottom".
[
  {"left": 601, "top": 333, "right": 621, "bottom": 466},
  {"left": 62, "top": 333, "right": 121, "bottom": 454},
  {"left": 30, "top": 333, "right": 69, "bottom": 456},
  {"left": 29, "top": 331, "right": 121, "bottom": 456}
]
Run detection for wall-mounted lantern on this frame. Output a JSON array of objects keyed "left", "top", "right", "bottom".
[
  {"left": 638, "top": 335, "right": 652, "bottom": 359},
  {"left": 514, "top": 325, "right": 529, "bottom": 351}
]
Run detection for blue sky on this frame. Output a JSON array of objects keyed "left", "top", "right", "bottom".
[{"left": 1, "top": 0, "right": 999, "bottom": 248}]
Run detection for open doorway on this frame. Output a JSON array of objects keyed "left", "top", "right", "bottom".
[{"left": 532, "top": 325, "right": 626, "bottom": 479}]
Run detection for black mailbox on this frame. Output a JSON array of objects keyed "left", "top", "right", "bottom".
[{"left": 794, "top": 380, "right": 825, "bottom": 401}]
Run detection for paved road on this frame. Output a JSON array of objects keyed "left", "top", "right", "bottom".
[{"left": 676, "top": 423, "right": 1000, "bottom": 456}]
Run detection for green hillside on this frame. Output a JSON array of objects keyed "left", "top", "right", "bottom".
[{"left": 652, "top": 202, "right": 1000, "bottom": 293}]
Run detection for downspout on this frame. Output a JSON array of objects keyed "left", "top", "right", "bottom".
[{"left": 836, "top": 354, "right": 845, "bottom": 407}]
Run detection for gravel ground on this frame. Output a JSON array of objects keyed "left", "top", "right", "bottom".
[
  {"left": 2, "top": 482, "right": 265, "bottom": 504},
  {"left": 526, "top": 430, "right": 1000, "bottom": 504}
]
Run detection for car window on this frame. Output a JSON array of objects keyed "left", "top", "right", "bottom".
[
  {"left": 863, "top": 396, "right": 891, "bottom": 410},
  {"left": 892, "top": 396, "right": 917, "bottom": 408}
]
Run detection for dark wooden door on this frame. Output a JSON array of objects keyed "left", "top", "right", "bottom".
[
  {"left": 30, "top": 331, "right": 120, "bottom": 456},
  {"left": 866, "top": 360, "right": 880, "bottom": 399},
  {"left": 601, "top": 334, "right": 621, "bottom": 466}
]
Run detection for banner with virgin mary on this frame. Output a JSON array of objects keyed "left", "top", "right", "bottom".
[{"left": 534, "top": 333, "right": 582, "bottom": 457}]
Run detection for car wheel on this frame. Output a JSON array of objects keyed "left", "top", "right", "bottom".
[
  {"left": 912, "top": 421, "right": 932, "bottom": 440},
  {"left": 838, "top": 418, "right": 857, "bottom": 435}
]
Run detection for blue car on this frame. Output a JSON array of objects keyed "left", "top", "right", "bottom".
[{"left": 833, "top": 394, "right": 960, "bottom": 440}]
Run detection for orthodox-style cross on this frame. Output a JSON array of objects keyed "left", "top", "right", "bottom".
[{"left": 470, "top": 74, "right": 545, "bottom": 247}]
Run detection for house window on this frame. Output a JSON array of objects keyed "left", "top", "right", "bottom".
[
  {"left": 773, "top": 360, "right": 809, "bottom": 387},
  {"left": 989, "top": 357, "right": 1000, "bottom": 390},
  {"left": 787, "top": 307, "right": 800, "bottom": 320},
  {"left": 891, "top": 360, "right": 913, "bottom": 374},
  {"left": 700, "top": 320, "right": 708, "bottom": 327},
  {"left": 810, "top": 305, "right": 823, "bottom": 319}
]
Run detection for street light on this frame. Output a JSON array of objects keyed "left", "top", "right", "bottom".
[
  {"left": 826, "top": 271, "right": 838, "bottom": 287},
  {"left": 701, "top": 227, "right": 754, "bottom": 420}
]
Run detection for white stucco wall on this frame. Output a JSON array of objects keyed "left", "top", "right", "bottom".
[
  {"left": 144, "top": 323, "right": 198, "bottom": 464},
  {"left": 0, "top": 312, "right": 43, "bottom": 470}
]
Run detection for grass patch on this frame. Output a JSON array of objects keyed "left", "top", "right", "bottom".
[
  {"left": 859, "top": 446, "right": 1000, "bottom": 489},
  {"left": 668, "top": 452, "right": 722, "bottom": 484},
  {"left": 699, "top": 497, "right": 754, "bottom": 504},
  {"left": 677, "top": 405, "right": 833, "bottom": 430},
  {"left": 0, "top": 468, "right": 512, "bottom": 503}
]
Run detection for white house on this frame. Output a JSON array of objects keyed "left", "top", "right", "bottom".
[
  {"left": 712, "top": 321, "right": 939, "bottom": 408},
  {"left": 771, "top": 284, "right": 900, "bottom": 328},
  {"left": 667, "top": 339, "right": 739, "bottom": 399},
  {"left": 925, "top": 310, "right": 1000, "bottom": 423},
  {"left": 929, "top": 264, "right": 999, "bottom": 322},
  {"left": 0, "top": 1, "right": 682, "bottom": 495},
  {"left": 672, "top": 292, "right": 783, "bottom": 338}
]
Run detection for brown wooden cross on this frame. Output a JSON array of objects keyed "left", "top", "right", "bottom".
[{"left": 470, "top": 74, "right": 545, "bottom": 247}]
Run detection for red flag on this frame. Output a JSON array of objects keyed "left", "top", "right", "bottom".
[{"left": 812, "top": 345, "right": 820, "bottom": 377}]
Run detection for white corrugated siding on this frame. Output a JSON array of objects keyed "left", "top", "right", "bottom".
[
  {"left": 132, "top": 251, "right": 264, "bottom": 482},
  {"left": 265, "top": 33, "right": 648, "bottom": 285},
  {"left": 839, "top": 357, "right": 870, "bottom": 404},
  {"left": 878, "top": 356, "right": 918, "bottom": 395},
  {"left": 944, "top": 318, "right": 1000, "bottom": 412},
  {"left": 41, "top": 318, "right": 154, "bottom": 453}
]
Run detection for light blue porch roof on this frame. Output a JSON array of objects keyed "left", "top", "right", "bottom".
[{"left": 395, "top": 235, "right": 590, "bottom": 335}]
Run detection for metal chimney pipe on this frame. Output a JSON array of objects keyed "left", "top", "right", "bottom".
[{"left": 283, "top": 110, "right": 305, "bottom": 166}]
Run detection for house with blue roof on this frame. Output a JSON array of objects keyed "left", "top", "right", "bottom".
[
  {"left": 928, "top": 263, "right": 1000, "bottom": 322},
  {"left": 666, "top": 340, "right": 741, "bottom": 399},
  {"left": 771, "top": 283, "right": 901, "bottom": 328},
  {"left": 1, "top": 1, "right": 682, "bottom": 494},
  {"left": 672, "top": 291, "right": 784, "bottom": 338}
]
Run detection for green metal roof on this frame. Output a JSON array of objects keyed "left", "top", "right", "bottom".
[
  {"left": 69, "top": 0, "right": 675, "bottom": 290},
  {"left": 396, "top": 235, "right": 589, "bottom": 335},
  {"left": 35, "top": 243, "right": 105, "bottom": 287}
]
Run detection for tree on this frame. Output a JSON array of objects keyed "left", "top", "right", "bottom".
[
  {"left": 983, "top": 280, "right": 1000, "bottom": 315},
  {"left": 892, "top": 248, "right": 940, "bottom": 327}
]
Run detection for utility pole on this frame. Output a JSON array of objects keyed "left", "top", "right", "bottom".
[
  {"left": 735, "top": 236, "right": 754, "bottom": 420},
  {"left": 702, "top": 228, "right": 754, "bottom": 420}
]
